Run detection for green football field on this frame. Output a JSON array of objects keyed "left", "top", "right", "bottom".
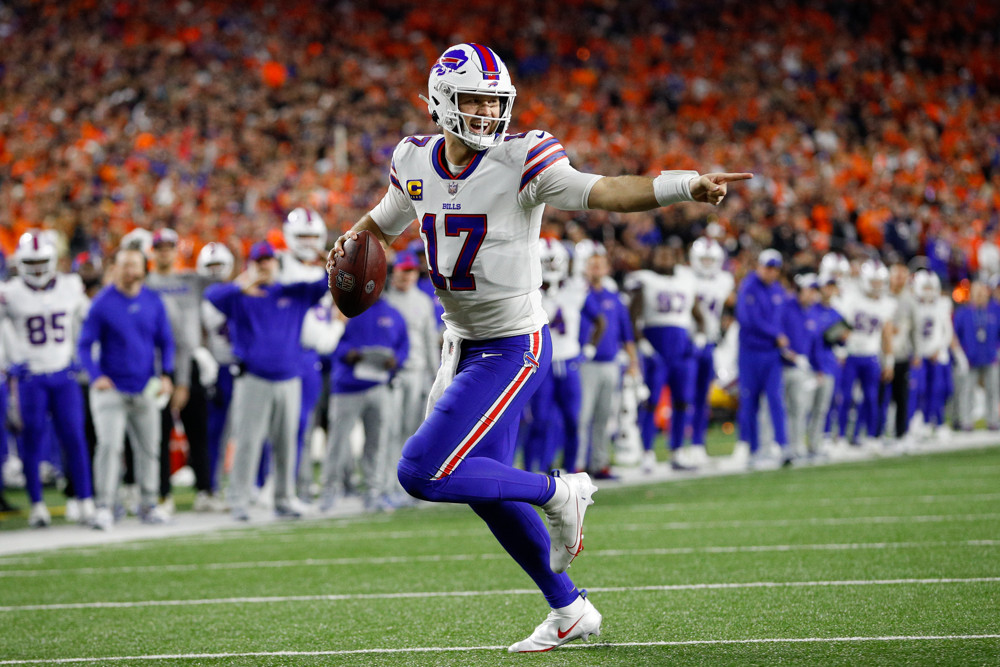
[{"left": 2, "top": 446, "right": 999, "bottom": 665}]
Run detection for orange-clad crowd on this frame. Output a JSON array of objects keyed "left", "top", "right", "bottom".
[{"left": 2, "top": 0, "right": 999, "bottom": 283}]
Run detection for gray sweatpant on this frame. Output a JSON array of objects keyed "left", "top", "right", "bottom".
[
  {"left": 783, "top": 366, "right": 815, "bottom": 457},
  {"left": 323, "top": 384, "right": 391, "bottom": 498},
  {"left": 227, "top": 373, "right": 301, "bottom": 511},
  {"left": 90, "top": 387, "right": 160, "bottom": 509},
  {"left": 387, "top": 370, "right": 429, "bottom": 493},
  {"left": 959, "top": 362, "right": 1000, "bottom": 429},
  {"left": 806, "top": 372, "right": 835, "bottom": 453},
  {"left": 577, "top": 361, "right": 620, "bottom": 471}
]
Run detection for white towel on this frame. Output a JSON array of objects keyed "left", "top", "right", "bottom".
[{"left": 425, "top": 329, "right": 463, "bottom": 418}]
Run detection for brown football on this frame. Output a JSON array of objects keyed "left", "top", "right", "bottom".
[{"left": 326, "top": 230, "right": 387, "bottom": 317}]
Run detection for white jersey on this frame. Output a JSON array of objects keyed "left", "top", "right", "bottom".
[
  {"left": 835, "top": 292, "right": 896, "bottom": 357},
  {"left": 0, "top": 274, "right": 89, "bottom": 374},
  {"left": 542, "top": 278, "right": 588, "bottom": 362},
  {"left": 626, "top": 266, "right": 698, "bottom": 331},
  {"left": 279, "top": 252, "right": 342, "bottom": 355},
  {"left": 370, "top": 131, "right": 601, "bottom": 340},
  {"left": 913, "top": 296, "right": 954, "bottom": 360},
  {"left": 694, "top": 270, "right": 735, "bottom": 342}
]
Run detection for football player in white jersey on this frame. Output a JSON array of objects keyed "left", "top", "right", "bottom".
[
  {"left": 523, "top": 238, "right": 586, "bottom": 473},
  {"left": 627, "top": 242, "right": 703, "bottom": 471},
  {"left": 689, "top": 237, "right": 733, "bottom": 465},
  {"left": 279, "top": 208, "right": 343, "bottom": 504},
  {"left": 332, "top": 42, "right": 751, "bottom": 652},
  {"left": 196, "top": 242, "right": 236, "bottom": 506},
  {"left": 910, "top": 270, "right": 954, "bottom": 439},
  {"left": 833, "top": 260, "right": 896, "bottom": 448},
  {"left": 0, "top": 231, "right": 94, "bottom": 526}
]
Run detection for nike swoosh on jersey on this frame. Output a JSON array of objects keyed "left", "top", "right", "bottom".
[
  {"left": 482, "top": 352, "right": 502, "bottom": 358},
  {"left": 557, "top": 616, "right": 584, "bottom": 639}
]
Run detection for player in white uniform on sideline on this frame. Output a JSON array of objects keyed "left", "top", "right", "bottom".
[
  {"left": 524, "top": 238, "right": 587, "bottom": 472},
  {"left": 0, "top": 231, "right": 94, "bottom": 527},
  {"left": 195, "top": 242, "right": 235, "bottom": 504},
  {"left": 331, "top": 41, "right": 750, "bottom": 652},
  {"left": 833, "top": 261, "right": 895, "bottom": 449},
  {"left": 278, "top": 208, "right": 344, "bottom": 504},
  {"left": 626, "top": 243, "right": 702, "bottom": 470},
  {"left": 910, "top": 270, "right": 955, "bottom": 440},
  {"left": 688, "top": 237, "right": 733, "bottom": 465}
]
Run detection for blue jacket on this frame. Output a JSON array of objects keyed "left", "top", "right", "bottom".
[
  {"left": 807, "top": 302, "right": 843, "bottom": 375},
  {"left": 954, "top": 304, "right": 1000, "bottom": 368},
  {"left": 78, "top": 285, "right": 175, "bottom": 393},
  {"left": 331, "top": 298, "right": 409, "bottom": 393},
  {"left": 205, "top": 278, "right": 328, "bottom": 381},
  {"left": 579, "top": 288, "right": 634, "bottom": 362},
  {"left": 737, "top": 273, "right": 786, "bottom": 353},
  {"left": 780, "top": 297, "right": 816, "bottom": 367}
]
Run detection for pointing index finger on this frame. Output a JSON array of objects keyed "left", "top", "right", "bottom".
[{"left": 716, "top": 172, "right": 754, "bottom": 183}]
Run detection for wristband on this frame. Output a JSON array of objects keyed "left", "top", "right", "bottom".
[{"left": 653, "top": 170, "right": 700, "bottom": 207}]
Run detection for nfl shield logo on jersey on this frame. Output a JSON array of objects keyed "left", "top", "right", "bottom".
[{"left": 448, "top": 182, "right": 458, "bottom": 195}]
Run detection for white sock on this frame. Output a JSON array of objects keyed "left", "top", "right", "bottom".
[
  {"left": 556, "top": 593, "right": 586, "bottom": 615},
  {"left": 541, "top": 476, "right": 570, "bottom": 510}
]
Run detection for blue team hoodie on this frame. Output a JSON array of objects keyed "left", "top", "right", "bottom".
[
  {"left": 205, "top": 278, "right": 327, "bottom": 381},
  {"left": 78, "top": 285, "right": 175, "bottom": 393},
  {"left": 331, "top": 298, "right": 409, "bottom": 394},
  {"left": 736, "top": 273, "right": 787, "bottom": 353}
]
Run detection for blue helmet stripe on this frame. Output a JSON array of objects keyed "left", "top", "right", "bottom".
[{"left": 468, "top": 43, "right": 500, "bottom": 80}]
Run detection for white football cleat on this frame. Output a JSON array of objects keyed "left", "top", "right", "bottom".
[
  {"left": 28, "top": 502, "right": 51, "bottom": 528},
  {"left": 508, "top": 594, "right": 602, "bottom": 652},
  {"left": 543, "top": 472, "right": 597, "bottom": 574}
]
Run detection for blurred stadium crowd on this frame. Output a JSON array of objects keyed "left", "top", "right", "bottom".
[
  {"left": 2, "top": 0, "right": 1000, "bottom": 281},
  {"left": 3, "top": 0, "right": 1000, "bottom": 529}
]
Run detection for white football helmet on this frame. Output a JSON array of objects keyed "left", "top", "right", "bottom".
[
  {"left": 283, "top": 208, "right": 327, "bottom": 261},
  {"left": 120, "top": 228, "right": 153, "bottom": 256},
  {"left": 17, "top": 230, "right": 58, "bottom": 288},
  {"left": 196, "top": 242, "right": 235, "bottom": 281},
  {"left": 912, "top": 269, "right": 941, "bottom": 302},
  {"left": 539, "top": 238, "right": 570, "bottom": 286},
  {"left": 860, "top": 260, "right": 889, "bottom": 297},
  {"left": 819, "top": 252, "right": 850, "bottom": 282},
  {"left": 422, "top": 43, "right": 516, "bottom": 151},
  {"left": 690, "top": 237, "right": 726, "bottom": 278}
]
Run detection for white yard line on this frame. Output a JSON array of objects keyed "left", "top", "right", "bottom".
[
  {"left": 2, "top": 577, "right": 998, "bottom": 612},
  {"left": 1, "top": 634, "right": 999, "bottom": 664},
  {"left": 1, "top": 539, "right": 998, "bottom": 578}
]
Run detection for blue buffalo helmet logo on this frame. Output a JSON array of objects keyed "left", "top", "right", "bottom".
[{"left": 432, "top": 48, "right": 469, "bottom": 76}]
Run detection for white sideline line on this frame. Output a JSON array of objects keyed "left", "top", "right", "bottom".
[
  {"left": 2, "top": 540, "right": 998, "bottom": 579},
  {"left": 3, "top": 577, "right": 998, "bottom": 612},
  {"left": 2, "top": 634, "right": 999, "bottom": 664},
  {"left": 619, "top": 512, "right": 1000, "bottom": 532},
  {"left": 628, "top": 491, "right": 1000, "bottom": 513}
]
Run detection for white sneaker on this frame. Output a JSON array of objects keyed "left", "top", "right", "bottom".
[
  {"left": 193, "top": 491, "right": 226, "bottom": 512},
  {"left": 508, "top": 594, "right": 602, "bottom": 652},
  {"left": 543, "top": 472, "right": 597, "bottom": 574},
  {"left": 78, "top": 498, "right": 97, "bottom": 526},
  {"left": 93, "top": 506, "right": 114, "bottom": 531},
  {"left": 686, "top": 445, "right": 710, "bottom": 468},
  {"left": 160, "top": 496, "right": 175, "bottom": 516},
  {"left": 65, "top": 498, "right": 81, "bottom": 523},
  {"left": 28, "top": 502, "right": 51, "bottom": 528},
  {"left": 138, "top": 504, "right": 170, "bottom": 525},
  {"left": 640, "top": 450, "right": 657, "bottom": 474}
]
